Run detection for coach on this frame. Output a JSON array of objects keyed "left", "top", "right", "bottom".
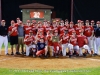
[
  {"left": 95, "top": 22, "right": 100, "bottom": 55},
  {"left": 17, "top": 21, "right": 25, "bottom": 54},
  {"left": 0, "top": 20, "right": 9, "bottom": 55}
]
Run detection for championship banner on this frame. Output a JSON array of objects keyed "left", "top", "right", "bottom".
[{"left": 30, "top": 11, "right": 44, "bottom": 18}]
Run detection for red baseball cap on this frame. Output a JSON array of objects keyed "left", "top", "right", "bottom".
[
  {"left": 54, "top": 30, "right": 58, "bottom": 33},
  {"left": 70, "top": 21, "right": 74, "bottom": 24},
  {"left": 91, "top": 20, "right": 94, "bottom": 23}
]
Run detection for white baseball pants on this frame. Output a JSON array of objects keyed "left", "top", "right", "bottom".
[
  {"left": 0, "top": 36, "right": 8, "bottom": 55},
  {"left": 96, "top": 37, "right": 100, "bottom": 55},
  {"left": 26, "top": 44, "right": 36, "bottom": 56}
]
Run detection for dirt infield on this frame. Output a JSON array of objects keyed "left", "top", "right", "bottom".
[{"left": 0, "top": 49, "right": 100, "bottom": 70}]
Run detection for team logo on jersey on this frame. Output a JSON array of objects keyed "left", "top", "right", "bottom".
[{"left": 40, "top": 44, "right": 44, "bottom": 48}]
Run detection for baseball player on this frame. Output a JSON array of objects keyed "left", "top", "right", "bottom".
[
  {"left": 31, "top": 20, "right": 37, "bottom": 36},
  {"left": 44, "top": 21, "right": 52, "bottom": 35},
  {"left": 37, "top": 21, "right": 45, "bottom": 35},
  {"left": 74, "top": 20, "right": 84, "bottom": 35},
  {"left": 8, "top": 20, "right": 19, "bottom": 55},
  {"left": 59, "top": 20, "right": 67, "bottom": 35},
  {"left": 46, "top": 30, "right": 54, "bottom": 56},
  {"left": 52, "top": 21, "right": 59, "bottom": 34},
  {"left": 84, "top": 20, "right": 94, "bottom": 55},
  {"left": 60, "top": 30, "right": 70, "bottom": 57},
  {"left": 35, "top": 37, "right": 47, "bottom": 57},
  {"left": 24, "top": 30, "right": 36, "bottom": 57},
  {"left": 69, "top": 30, "right": 79, "bottom": 56},
  {"left": 68, "top": 22, "right": 75, "bottom": 35},
  {"left": 64, "top": 19, "right": 69, "bottom": 29},
  {"left": 52, "top": 30, "right": 61, "bottom": 58},
  {"left": 24, "top": 20, "right": 32, "bottom": 37},
  {"left": 77, "top": 30, "right": 91, "bottom": 56}
]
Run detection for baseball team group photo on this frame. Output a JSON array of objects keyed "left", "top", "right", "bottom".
[{"left": 1, "top": 0, "right": 100, "bottom": 75}]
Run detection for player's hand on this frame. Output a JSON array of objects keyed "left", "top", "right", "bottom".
[{"left": 90, "top": 36, "right": 93, "bottom": 40}]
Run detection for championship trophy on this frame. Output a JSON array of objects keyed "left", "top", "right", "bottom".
[{"left": 52, "top": 36, "right": 59, "bottom": 42}]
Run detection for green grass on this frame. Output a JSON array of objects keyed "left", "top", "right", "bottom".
[
  {"left": 2, "top": 42, "right": 10, "bottom": 48},
  {"left": 0, "top": 67, "right": 100, "bottom": 75}
]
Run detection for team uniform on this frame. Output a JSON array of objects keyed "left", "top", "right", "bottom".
[
  {"left": 77, "top": 34, "right": 91, "bottom": 56},
  {"left": 68, "top": 27, "right": 75, "bottom": 35},
  {"left": 24, "top": 35, "right": 36, "bottom": 56},
  {"left": 84, "top": 26, "right": 94, "bottom": 52},
  {"left": 36, "top": 42, "right": 46, "bottom": 56},
  {"left": 70, "top": 35, "right": 79, "bottom": 55},
  {"left": 59, "top": 26, "right": 67, "bottom": 35},
  {"left": 24, "top": 25, "right": 32, "bottom": 36},
  {"left": 74, "top": 25, "right": 84, "bottom": 35},
  {"left": 46, "top": 34, "right": 54, "bottom": 56},
  {"left": 60, "top": 33, "right": 71, "bottom": 56}
]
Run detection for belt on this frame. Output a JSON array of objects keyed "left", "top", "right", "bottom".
[{"left": 0, "top": 35, "right": 6, "bottom": 37}]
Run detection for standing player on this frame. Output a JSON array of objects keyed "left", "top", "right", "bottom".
[
  {"left": 8, "top": 20, "right": 19, "bottom": 55},
  {"left": 37, "top": 21, "right": 45, "bottom": 35},
  {"left": 44, "top": 21, "right": 52, "bottom": 35},
  {"left": 74, "top": 20, "right": 84, "bottom": 35},
  {"left": 31, "top": 20, "right": 37, "bottom": 36},
  {"left": 68, "top": 22, "right": 75, "bottom": 35},
  {"left": 24, "top": 30, "right": 36, "bottom": 57},
  {"left": 95, "top": 22, "right": 100, "bottom": 55},
  {"left": 59, "top": 20, "right": 67, "bottom": 35},
  {"left": 84, "top": 20, "right": 94, "bottom": 55},
  {"left": 24, "top": 20, "right": 32, "bottom": 37},
  {"left": 0, "top": 20, "right": 9, "bottom": 55}
]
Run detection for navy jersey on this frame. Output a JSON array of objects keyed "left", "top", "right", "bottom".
[{"left": 37, "top": 42, "right": 46, "bottom": 51}]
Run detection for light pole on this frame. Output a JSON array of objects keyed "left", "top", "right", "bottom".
[
  {"left": 71, "top": 0, "right": 73, "bottom": 22},
  {"left": 0, "top": 0, "right": 1, "bottom": 22}
]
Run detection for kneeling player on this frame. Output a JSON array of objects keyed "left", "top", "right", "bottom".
[
  {"left": 77, "top": 30, "right": 91, "bottom": 56},
  {"left": 70, "top": 31, "right": 79, "bottom": 56},
  {"left": 24, "top": 31, "right": 36, "bottom": 57},
  {"left": 36, "top": 38, "right": 47, "bottom": 57},
  {"left": 52, "top": 30, "right": 61, "bottom": 58}
]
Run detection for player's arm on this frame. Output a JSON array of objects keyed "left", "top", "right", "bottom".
[{"left": 8, "top": 27, "right": 14, "bottom": 36}]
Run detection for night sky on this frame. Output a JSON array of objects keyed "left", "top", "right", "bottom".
[{"left": 1, "top": 0, "right": 100, "bottom": 25}]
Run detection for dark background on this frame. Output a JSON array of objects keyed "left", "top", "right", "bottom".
[{"left": 1, "top": 0, "right": 100, "bottom": 25}]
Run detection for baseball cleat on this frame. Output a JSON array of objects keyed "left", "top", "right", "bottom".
[{"left": 11, "top": 52, "right": 14, "bottom": 55}]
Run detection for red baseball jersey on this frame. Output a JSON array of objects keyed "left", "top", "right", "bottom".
[
  {"left": 52, "top": 27, "right": 59, "bottom": 33},
  {"left": 77, "top": 35, "right": 88, "bottom": 47},
  {"left": 46, "top": 35, "right": 53, "bottom": 46},
  {"left": 60, "top": 34, "right": 70, "bottom": 44},
  {"left": 31, "top": 25, "right": 37, "bottom": 35},
  {"left": 68, "top": 28, "right": 75, "bottom": 35},
  {"left": 24, "top": 25, "right": 32, "bottom": 35},
  {"left": 37, "top": 26, "right": 45, "bottom": 35},
  {"left": 70, "top": 35, "right": 77, "bottom": 46},
  {"left": 24, "top": 35, "right": 35, "bottom": 45},
  {"left": 8, "top": 24, "right": 18, "bottom": 36},
  {"left": 45, "top": 26, "right": 52, "bottom": 33},
  {"left": 59, "top": 26, "right": 67, "bottom": 34},
  {"left": 74, "top": 26, "right": 84, "bottom": 35},
  {"left": 84, "top": 26, "right": 94, "bottom": 37}
]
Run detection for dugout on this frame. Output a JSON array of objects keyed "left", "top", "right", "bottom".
[{"left": 19, "top": 3, "right": 54, "bottom": 23}]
